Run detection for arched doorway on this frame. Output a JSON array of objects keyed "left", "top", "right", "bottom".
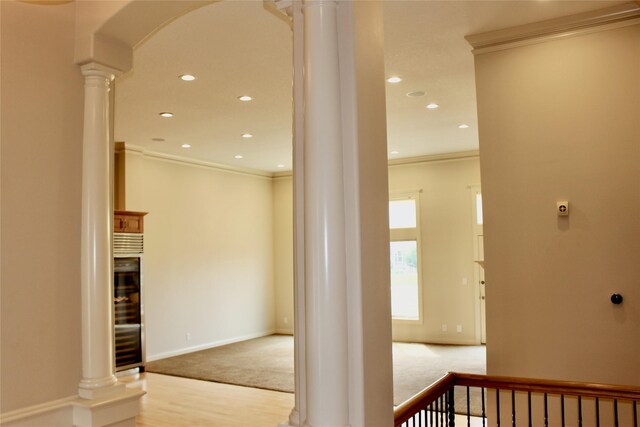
[{"left": 76, "top": 2, "right": 394, "bottom": 426}]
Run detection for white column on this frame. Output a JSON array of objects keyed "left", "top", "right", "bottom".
[
  {"left": 78, "top": 62, "right": 124, "bottom": 400},
  {"left": 302, "top": 1, "right": 350, "bottom": 427},
  {"left": 290, "top": 0, "right": 307, "bottom": 425}
]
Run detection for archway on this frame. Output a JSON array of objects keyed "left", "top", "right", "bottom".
[{"left": 75, "top": 2, "right": 394, "bottom": 427}]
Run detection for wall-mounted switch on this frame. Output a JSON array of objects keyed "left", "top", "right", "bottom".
[{"left": 557, "top": 201, "right": 569, "bottom": 217}]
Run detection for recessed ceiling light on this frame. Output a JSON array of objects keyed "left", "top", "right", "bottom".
[
  {"left": 390, "top": 150, "right": 400, "bottom": 155},
  {"left": 234, "top": 154, "right": 244, "bottom": 159},
  {"left": 406, "top": 91, "right": 425, "bottom": 97},
  {"left": 159, "top": 112, "right": 174, "bottom": 118},
  {"left": 238, "top": 95, "right": 253, "bottom": 102},
  {"left": 241, "top": 133, "right": 253, "bottom": 139},
  {"left": 277, "top": 164, "right": 285, "bottom": 168},
  {"left": 181, "top": 143, "right": 191, "bottom": 148},
  {"left": 179, "top": 74, "right": 196, "bottom": 81},
  {"left": 386, "top": 76, "right": 402, "bottom": 83},
  {"left": 151, "top": 137, "right": 165, "bottom": 142},
  {"left": 458, "top": 124, "right": 470, "bottom": 129},
  {"left": 426, "top": 103, "right": 439, "bottom": 109}
]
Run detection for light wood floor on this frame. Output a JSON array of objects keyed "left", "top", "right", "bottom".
[
  {"left": 120, "top": 372, "right": 485, "bottom": 426},
  {"left": 119, "top": 372, "right": 294, "bottom": 427}
]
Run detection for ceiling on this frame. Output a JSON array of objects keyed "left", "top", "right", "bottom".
[{"left": 114, "top": 0, "right": 626, "bottom": 173}]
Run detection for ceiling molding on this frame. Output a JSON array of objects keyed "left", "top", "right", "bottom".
[
  {"left": 120, "top": 145, "right": 481, "bottom": 180},
  {"left": 123, "top": 144, "right": 274, "bottom": 179},
  {"left": 272, "top": 171, "right": 293, "bottom": 179},
  {"left": 388, "top": 150, "right": 480, "bottom": 167},
  {"left": 465, "top": 2, "right": 640, "bottom": 54}
]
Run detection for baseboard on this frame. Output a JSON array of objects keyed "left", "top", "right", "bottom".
[
  {"left": 1, "top": 396, "right": 75, "bottom": 427},
  {"left": 275, "top": 328, "right": 294, "bottom": 335},
  {"left": 393, "top": 336, "right": 481, "bottom": 346},
  {"left": 147, "top": 329, "right": 277, "bottom": 361},
  {"left": 1, "top": 388, "right": 143, "bottom": 427}
]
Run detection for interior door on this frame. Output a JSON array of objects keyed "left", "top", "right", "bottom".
[
  {"left": 471, "top": 187, "right": 486, "bottom": 344},
  {"left": 478, "top": 240, "right": 486, "bottom": 344}
]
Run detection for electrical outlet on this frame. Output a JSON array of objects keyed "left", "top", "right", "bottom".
[
  {"left": 441, "top": 324, "right": 448, "bottom": 332},
  {"left": 283, "top": 317, "right": 289, "bottom": 324},
  {"left": 462, "top": 277, "right": 468, "bottom": 286},
  {"left": 456, "top": 325, "right": 462, "bottom": 333},
  {"left": 185, "top": 332, "right": 191, "bottom": 342}
]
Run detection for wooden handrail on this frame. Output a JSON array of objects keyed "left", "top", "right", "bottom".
[
  {"left": 451, "top": 372, "right": 640, "bottom": 401},
  {"left": 394, "top": 373, "right": 456, "bottom": 426},
  {"left": 394, "top": 372, "right": 640, "bottom": 427}
]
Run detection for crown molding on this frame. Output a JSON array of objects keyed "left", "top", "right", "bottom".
[
  {"left": 272, "top": 170, "right": 293, "bottom": 179},
  {"left": 466, "top": 2, "right": 640, "bottom": 54},
  {"left": 120, "top": 145, "right": 480, "bottom": 179},
  {"left": 388, "top": 150, "right": 479, "bottom": 167},
  {"left": 122, "top": 143, "right": 274, "bottom": 179}
]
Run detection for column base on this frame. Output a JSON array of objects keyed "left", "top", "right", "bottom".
[
  {"left": 302, "top": 424, "right": 351, "bottom": 427},
  {"left": 278, "top": 407, "right": 300, "bottom": 427},
  {"left": 78, "top": 377, "right": 123, "bottom": 400},
  {"left": 73, "top": 387, "right": 144, "bottom": 427}
]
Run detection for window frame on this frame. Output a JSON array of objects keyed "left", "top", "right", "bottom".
[{"left": 389, "top": 191, "right": 424, "bottom": 324}]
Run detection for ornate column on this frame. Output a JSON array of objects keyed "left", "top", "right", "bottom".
[
  {"left": 302, "top": 1, "right": 350, "bottom": 426},
  {"left": 78, "top": 62, "right": 124, "bottom": 400}
]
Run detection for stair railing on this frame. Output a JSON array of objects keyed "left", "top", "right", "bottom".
[{"left": 394, "top": 372, "right": 640, "bottom": 427}]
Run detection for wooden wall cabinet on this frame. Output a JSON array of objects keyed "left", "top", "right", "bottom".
[{"left": 114, "top": 210, "right": 147, "bottom": 233}]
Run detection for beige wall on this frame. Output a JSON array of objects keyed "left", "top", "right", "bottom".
[
  {"left": 124, "top": 152, "right": 276, "bottom": 360},
  {"left": 272, "top": 177, "right": 294, "bottom": 334},
  {"left": 389, "top": 158, "right": 481, "bottom": 344},
  {"left": 475, "top": 24, "right": 640, "bottom": 385},
  {"left": 0, "top": 0, "right": 84, "bottom": 413},
  {"left": 273, "top": 158, "right": 482, "bottom": 345}
]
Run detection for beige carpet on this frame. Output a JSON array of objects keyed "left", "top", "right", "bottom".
[{"left": 146, "top": 334, "right": 485, "bottom": 410}]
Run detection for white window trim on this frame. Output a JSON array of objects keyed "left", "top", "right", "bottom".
[{"left": 389, "top": 191, "right": 424, "bottom": 324}]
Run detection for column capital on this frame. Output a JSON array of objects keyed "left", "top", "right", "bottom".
[
  {"left": 80, "top": 62, "right": 120, "bottom": 80},
  {"left": 302, "top": 0, "right": 338, "bottom": 11}
]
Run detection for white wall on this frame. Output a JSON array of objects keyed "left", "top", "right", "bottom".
[
  {"left": 389, "top": 158, "right": 481, "bottom": 344},
  {"left": 475, "top": 23, "right": 640, "bottom": 385},
  {"left": 124, "top": 152, "right": 276, "bottom": 360},
  {"left": 1, "top": 0, "right": 84, "bottom": 413}
]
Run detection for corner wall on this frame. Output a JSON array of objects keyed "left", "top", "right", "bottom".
[
  {"left": 1, "top": 0, "right": 84, "bottom": 413},
  {"left": 389, "top": 158, "right": 481, "bottom": 344},
  {"left": 475, "top": 23, "right": 640, "bottom": 385},
  {"left": 124, "top": 152, "right": 276, "bottom": 360},
  {"left": 273, "top": 157, "right": 482, "bottom": 345},
  {"left": 273, "top": 177, "right": 294, "bottom": 334}
]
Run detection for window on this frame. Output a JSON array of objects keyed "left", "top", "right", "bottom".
[
  {"left": 475, "top": 192, "right": 483, "bottom": 225},
  {"left": 389, "top": 194, "right": 422, "bottom": 321}
]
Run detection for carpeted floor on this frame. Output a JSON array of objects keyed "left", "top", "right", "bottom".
[{"left": 146, "top": 334, "right": 485, "bottom": 409}]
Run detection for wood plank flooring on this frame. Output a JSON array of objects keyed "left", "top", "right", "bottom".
[
  {"left": 119, "top": 372, "right": 485, "bottom": 426},
  {"left": 119, "top": 372, "right": 294, "bottom": 426}
]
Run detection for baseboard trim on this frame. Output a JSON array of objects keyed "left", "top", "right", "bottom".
[
  {"left": 275, "top": 328, "right": 294, "bottom": 335},
  {"left": 147, "top": 329, "right": 277, "bottom": 361},
  {"left": 1, "top": 396, "right": 76, "bottom": 426},
  {"left": 393, "top": 337, "right": 481, "bottom": 346},
  {"left": 1, "top": 388, "right": 144, "bottom": 427}
]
